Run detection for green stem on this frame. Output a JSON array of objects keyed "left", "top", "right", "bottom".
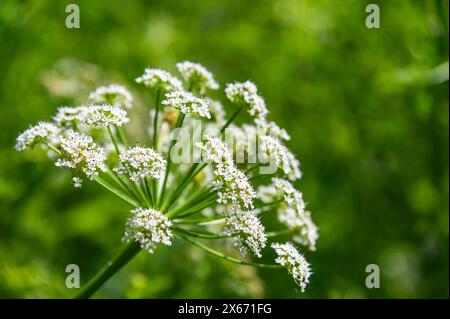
[
  {"left": 143, "top": 178, "right": 154, "bottom": 206},
  {"left": 170, "top": 196, "right": 217, "bottom": 219},
  {"left": 168, "top": 189, "right": 216, "bottom": 218},
  {"left": 159, "top": 113, "right": 185, "bottom": 205},
  {"left": 45, "top": 143, "right": 62, "bottom": 156},
  {"left": 220, "top": 107, "right": 242, "bottom": 134},
  {"left": 244, "top": 163, "right": 262, "bottom": 174},
  {"left": 174, "top": 215, "right": 225, "bottom": 225},
  {"left": 107, "top": 125, "right": 121, "bottom": 155},
  {"left": 105, "top": 169, "right": 139, "bottom": 201},
  {"left": 117, "top": 126, "right": 128, "bottom": 147},
  {"left": 253, "top": 198, "right": 284, "bottom": 209},
  {"left": 138, "top": 178, "right": 151, "bottom": 208},
  {"left": 163, "top": 163, "right": 207, "bottom": 211},
  {"left": 152, "top": 89, "right": 162, "bottom": 149},
  {"left": 94, "top": 177, "right": 140, "bottom": 207},
  {"left": 173, "top": 227, "right": 229, "bottom": 239},
  {"left": 73, "top": 242, "right": 141, "bottom": 299},
  {"left": 266, "top": 229, "right": 293, "bottom": 237},
  {"left": 179, "top": 235, "right": 281, "bottom": 269}
]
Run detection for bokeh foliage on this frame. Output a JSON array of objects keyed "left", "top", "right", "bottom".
[{"left": 0, "top": 0, "right": 448, "bottom": 298}]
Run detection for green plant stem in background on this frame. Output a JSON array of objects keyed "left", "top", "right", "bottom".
[{"left": 73, "top": 241, "right": 141, "bottom": 299}]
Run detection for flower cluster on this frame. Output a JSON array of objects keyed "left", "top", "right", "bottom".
[
  {"left": 53, "top": 106, "right": 87, "bottom": 128},
  {"left": 135, "top": 68, "right": 182, "bottom": 92},
  {"left": 15, "top": 122, "right": 59, "bottom": 151},
  {"left": 259, "top": 178, "right": 318, "bottom": 251},
  {"left": 255, "top": 119, "right": 290, "bottom": 141},
  {"left": 225, "top": 208, "right": 267, "bottom": 258},
  {"left": 82, "top": 104, "right": 129, "bottom": 128},
  {"left": 260, "top": 135, "right": 301, "bottom": 181},
  {"left": 176, "top": 61, "right": 219, "bottom": 94},
  {"left": 272, "top": 242, "right": 311, "bottom": 292},
  {"left": 225, "top": 81, "right": 268, "bottom": 121},
  {"left": 273, "top": 178, "right": 306, "bottom": 213},
  {"left": 291, "top": 211, "right": 318, "bottom": 251},
  {"left": 123, "top": 208, "right": 173, "bottom": 253},
  {"left": 55, "top": 130, "right": 106, "bottom": 186},
  {"left": 88, "top": 84, "right": 133, "bottom": 109},
  {"left": 16, "top": 61, "right": 319, "bottom": 293},
  {"left": 197, "top": 136, "right": 256, "bottom": 210},
  {"left": 162, "top": 90, "right": 211, "bottom": 119},
  {"left": 114, "top": 146, "right": 166, "bottom": 182}
]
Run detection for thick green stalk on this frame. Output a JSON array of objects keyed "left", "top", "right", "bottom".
[{"left": 73, "top": 242, "right": 141, "bottom": 299}]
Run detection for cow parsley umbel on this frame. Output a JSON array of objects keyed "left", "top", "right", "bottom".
[
  {"left": 15, "top": 122, "right": 59, "bottom": 151},
  {"left": 123, "top": 208, "right": 173, "bottom": 253},
  {"left": 15, "top": 61, "right": 319, "bottom": 298},
  {"left": 115, "top": 146, "right": 166, "bottom": 182},
  {"left": 272, "top": 242, "right": 312, "bottom": 292},
  {"left": 88, "top": 84, "right": 133, "bottom": 109},
  {"left": 176, "top": 61, "right": 219, "bottom": 95}
]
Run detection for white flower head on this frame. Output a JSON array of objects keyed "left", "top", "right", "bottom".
[
  {"left": 162, "top": 91, "right": 211, "bottom": 119},
  {"left": 260, "top": 135, "right": 301, "bottom": 181},
  {"left": 225, "top": 208, "right": 267, "bottom": 258},
  {"left": 135, "top": 68, "right": 182, "bottom": 92},
  {"left": 82, "top": 105, "right": 129, "bottom": 128},
  {"left": 55, "top": 130, "right": 106, "bottom": 184},
  {"left": 114, "top": 146, "right": 166, "bottom": 182},
  {"left": 197, "top": 136, "right": 256, "bottom": 209},
  {"left": 176, "top": 61, "right": 219, "bottom": 94},
  {"left": 225, "top": 81, "right": 268, "bottom": 121},
  {"left": 256, "top": 119, "right": 290, "bottom": 141},
  {"left": 123, "top": 208, "right": 173, "bottom": 254},
  {"left": 271, "top": 242, "right": 311, "bottom": 292},
  {"left": 273, "top": 178, "right": 306, "bottom": 213},
  {"left": 53, "top": 106, "right": 87, "bottom": 127},
  {"left": 15, "top": 122, "right": 60, "bottom": 151},
  {"left": 88, "top": 84, "right": 133, "bottom": 109},
  {"left": 292, "top": 211, "right": 319, "bottom": 251}
]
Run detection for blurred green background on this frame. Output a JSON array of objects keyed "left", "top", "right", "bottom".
[{"left": 0, "top": 0, "right": 448, "bottom": 298}]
